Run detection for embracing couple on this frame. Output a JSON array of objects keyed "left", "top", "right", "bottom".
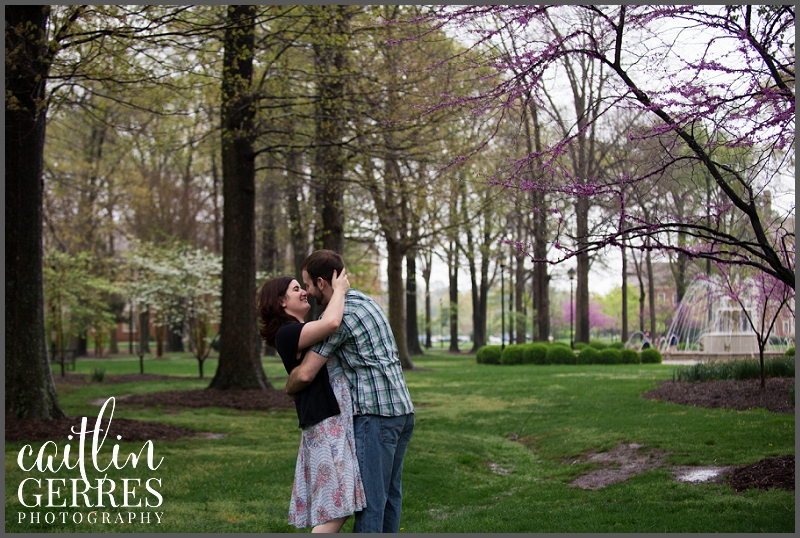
[{"left": 258, "top": 249, "right": 415, "bottom": 533}]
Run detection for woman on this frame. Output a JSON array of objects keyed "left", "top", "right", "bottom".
[{"left": 257, "top": 269, "right": 365, "bottom": 533}]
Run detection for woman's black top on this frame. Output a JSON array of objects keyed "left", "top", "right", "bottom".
[{"left": 274, "top": 322, "right": 340, "bottom": 428}]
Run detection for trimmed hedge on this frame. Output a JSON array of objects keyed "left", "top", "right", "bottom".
[
  {"left": 598, "top": 348, "right": 622, "bottom": 364},
  {"left": 609, "top": 342, "right": 625, "bottom": 350},
  {"left": 500, "top": 344, "right": 526, "bottom": 365},
  {"left": 576, "top": 346, "right": 599, "bottom": 365},
  {"left": 786, "top": 347, "right": 795, "bottom": 357},
  {"left": 620, "top": 349, "right": 640, "bottom": 364},
  {"left": 573, "top": 342, "right": 589, "bottom": 351},
  {"left": 523, "top": 343, "right": 549, "bottom": 365},
  {"left": 548, "top": 345, "right": 577, "bottom": 365},
  {"left": 476, "top": 345, "right": 502, "bottom": 364},
  {"left": 476, "top": 342, "right": 661, "bottom": 366},
  {"left": 640, "top": 348, "right": 662, "bottom": 364},
  {"left": 589, "top": 340, "right": 608, "bottom": 350}
]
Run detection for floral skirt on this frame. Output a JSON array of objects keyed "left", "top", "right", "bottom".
[{"left": 288, "top": 373, "right": 366, "bottom": 528}]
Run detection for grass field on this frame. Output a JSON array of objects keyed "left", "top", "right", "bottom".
[{"left": 5, "top": 351, "right": 795, "bottom": 532}]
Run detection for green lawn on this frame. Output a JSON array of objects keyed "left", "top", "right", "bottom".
[{"left": 6, "top": 351, "right": 794, "bottom": 532}]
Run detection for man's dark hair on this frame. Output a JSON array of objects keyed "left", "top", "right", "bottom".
[{"left": 301, "top": 249, "right": 344, "bottom": 285}]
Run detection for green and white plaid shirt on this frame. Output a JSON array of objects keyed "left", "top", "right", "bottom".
[{"left": 313, "top": 289, "right": 414, "bottom": 417}]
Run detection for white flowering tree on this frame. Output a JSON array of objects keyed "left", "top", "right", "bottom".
[{"left": 124, "top": 242, "right": 222, "bottom": 378}]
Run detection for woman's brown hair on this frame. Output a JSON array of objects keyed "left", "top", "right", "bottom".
[{"left": 257, "top": 275, "right": 299, "bottom": 348}]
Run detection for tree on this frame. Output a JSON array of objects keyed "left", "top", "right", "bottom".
[
  {"left": 43, "top": 251, "right": 116, "bottom": 374},
  {"left": 428, "top": 5, "right": 795, "bottom": 289},
  {"left": 405, "top": 250, "right": 425, "bottom": 355},
  {"left": 126, "top": 243, "right": 222, "bottom": 378},
  {"left": 348, "top": 6, "right": 474, "bottom": 368},
  {"left": 308, "top": 5, "right": 354, "bottom": 254},
  {"left": 703, "top": 269, "right": 794, "bottom": 389},
  {"left": 6, "top": 5, "right": 65, "bottom": 419},
  {"left": 210, "top": 5, "right": 270, "bottom": 390}
]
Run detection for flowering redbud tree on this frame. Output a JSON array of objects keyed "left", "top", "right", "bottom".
[{"left": 425, "top": 5, "right": 795, "bottom": 288}]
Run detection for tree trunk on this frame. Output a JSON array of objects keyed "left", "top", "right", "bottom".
[
  {"left": 139, "top": 310, "right": 150, "bottom": 353},
  {"left": 285, "top": 149, "right": 307, "bottom": 279},
  {"left": 258, "top": 157, "right": 279, "bottom": 275},
  {"left": 477, "top": 254, "right": 490, "bottom": 349},
  {"left": 466, "top": 227, "right": 483, "bottom": 352},
  {"left": 387, "top": 240, "right": 414, "bottom": 369},
  {"left": 646, "top": 245, "right": 656, "bottom": 337},
  {"left": 528, "top": 102, "right": 550, "bottom": 342},
  {"left": 421, "top": 252, "right": 433, "bottom": 349},
  {"left": 167, "top": 322, "right": 184, "bottom": 352},
  {"left": 311, "top": 6, "right": 351, "bottom": 254},
  {"left": 515, "top": 254, "right": 526, "bottom": 344},
  {"left": 155, "top": 325, "right": 165, "bottom": 358},
  {"left": 210, "top": 4, "right": 270, "bottom": 391},
  {"left": 575, "top": 202, "right": 591, "bottom": 344},
  {"left": 632, "top": 250, "right": 646, "bottom": 333},
  {"left": 211, "top": 154, "right": 222, "bottom": 255},
  {"left": 5, "top": 5, "right": 66, "bottom": 419},
  {"left": 621, "top": 243, "right": 629, "bottom": 343},
  {"left": 406, "top": 251, "right": 424, "bottom": 356},
  {"left": 109, "top": 327, "right": 119, "bottom": 354},
  {"left": 448, "top": 240, "right": 460, "bottom": 354}
]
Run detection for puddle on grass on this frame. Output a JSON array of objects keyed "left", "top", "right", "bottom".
[
  {"left": 672, "top": 466, "right": 729, "bottom": 483},
  {"left": 487, "top": 462, "right": 512, "bottom": 475},
  {"left": 198, "top": 432, "right": 229, "bottom": 439},
  {"left": 90, "top": 394, "right": 132, "bottom": 406}
]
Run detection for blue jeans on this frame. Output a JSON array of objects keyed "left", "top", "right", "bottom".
[{"left": 352, "top": 413, "right": 414, "bottom": 533}]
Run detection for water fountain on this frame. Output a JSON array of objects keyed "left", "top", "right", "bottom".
[{"left": 655, "top": 277, "right": 791, "bottom": 360}]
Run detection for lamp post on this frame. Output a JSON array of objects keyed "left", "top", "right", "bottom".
[
  {"left": 499, "top": 252, "right": 507, "bottom": 350},
  {"left": 568, "top": 267, "right": 576, "bottom": 349}
]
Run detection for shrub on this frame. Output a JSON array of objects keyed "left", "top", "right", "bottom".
[
  {"left": 786, "top": 347, "right": 795, "bottom": 357},
  {"left": 609, "top": 342, "right": 625, "bottom": 350},
  {"left": 598, "top": 348, "right": 622, "bottom": 364},
  {"left": 548, "top": 345, "right": 577, "bottom": 365},
  {"left": 730, "top": 359, "right": 761, "bottom": 380},
  {"left": 576, "top": 346, "right": 599, "bottom": 365},
  {"left": 640, "top": 348, "right": 662, "bottom": 364},
  {"left": 91, "top": 367, "right": 106, "bottom": 382},
  {"left": 500, "top": 344, "right": 526, "bottom": 365},
  {"left": 674, "top": 357, "right": 795, "bottom": 382},
  {"left": 589, "top": 340, "right": 607, "bottom": 350},
  {"left": 767, "top": 355, "right": 795, "bottom": 377},
  {"left": 620, "top": 349, "right": 640, "bottom": 364},
  {"left": 573, "top": 342, "right": 589, "bottom": 351},
  {"left": 523, "top": 343, "right": 549, "bottom": 365},
  {"left": 476, "top": 345, "right": 502, "bottom": 365}
]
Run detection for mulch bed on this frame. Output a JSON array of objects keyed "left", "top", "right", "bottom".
[
  {"left": 728, "top": 455, "right": 795, "bottom": 493},
  {"left": 642, "top": 377, "right": 795, "bottom": 414},
  {"left": 7, "top": 373, "right": 795, "bottom": 493},
  {"left": 6, "top": 373, "right": 294, "bottom": 443},
  {"left": 52, "top": 372, "right": 188, "bottom": 385},
  {"left": 122, "top": 387, "right": 294, "bottom": 411},
  {"left": 5, "top": 416, "right": 202, "bottom": 442}
]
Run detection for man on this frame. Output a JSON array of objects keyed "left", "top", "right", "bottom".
[{"left": 284, "top": 249, "right": 415, "bottom": 533}]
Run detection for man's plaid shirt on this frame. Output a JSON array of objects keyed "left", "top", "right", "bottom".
[{"left": 313, "top": 289, "right": 414, "bottom": 417}]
